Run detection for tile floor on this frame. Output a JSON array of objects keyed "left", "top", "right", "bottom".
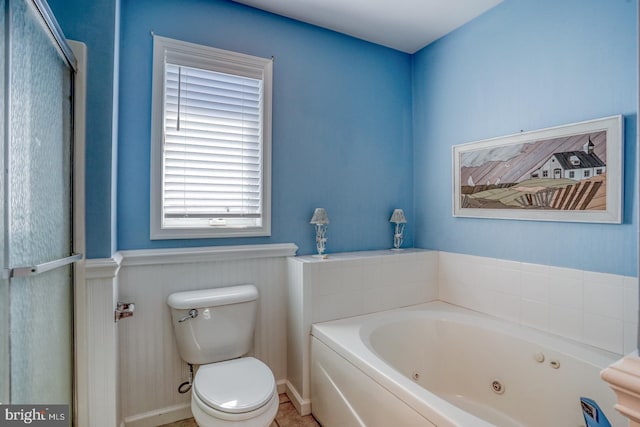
[{"left": 158, "top": 393, "right": 320, "bottom": 427}]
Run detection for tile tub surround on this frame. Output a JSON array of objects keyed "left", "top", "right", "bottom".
[
  {"left": 437, "top": 251, "right": 638, "bottom": 355},
  {"left": 286, "top": 249, "right": 440, "bottom": 415},
  {"left": 285, "top": 249, "right": 636, "bottom": 416}
]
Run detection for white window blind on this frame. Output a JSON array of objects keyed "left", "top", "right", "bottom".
[
  {"left": 163, "top": 64, "right": 263, "bottom": 220},
  {"left": 150, "top": 36, "right": 272, "bottom": 239}
]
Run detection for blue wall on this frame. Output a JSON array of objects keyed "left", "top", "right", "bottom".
[
  {"left": 49, "top": 0, "right": 637, "bottom": 276},
  {"left": 48, "top": 0, "right": 119, "bottom": 259},
  {"left": 413, "top": 0, "right": 637, "bottom": 276},
  {"left": 115, "top": 0, "right": 414, "bottom": 255}
]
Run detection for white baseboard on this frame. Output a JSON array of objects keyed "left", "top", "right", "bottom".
[
  {"left": 123, "top": 403, "right": 191, "bottom": 427},
  {"left": 123, "top": 379, "right": 288, "bottom": 426},
  {"left": 285, "top": 381, "right": 311, "bottom": 416}
]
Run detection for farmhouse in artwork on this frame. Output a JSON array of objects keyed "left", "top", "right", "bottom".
[
  {"left": 529, "top": 139, "right": 606, "bottom": 181},
  {"left": 458, "top": 132, "right": 608, "bottom": 211}
]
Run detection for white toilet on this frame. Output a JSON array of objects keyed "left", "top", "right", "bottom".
[{"left": 167, "top": 284, "right": 279, "bottom": 427}]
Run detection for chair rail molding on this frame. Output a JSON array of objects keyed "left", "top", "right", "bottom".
[
  {"left": 118, "top": 243, "right": 298, "bottom": 266},
  {"left": 85, "top": 252, "right": 123, "bottom": 278}
]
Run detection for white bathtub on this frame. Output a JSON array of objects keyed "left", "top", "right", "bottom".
[{"left": 310, "top": 301, "right": 625, "bottom": 427}]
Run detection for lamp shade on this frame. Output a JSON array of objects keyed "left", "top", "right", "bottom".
[
  {"left": 389, "top": 209, "right": 407, "bottom": 224},
  {"left": 310, "top": 208, "right": 329, "bottom": 224}
]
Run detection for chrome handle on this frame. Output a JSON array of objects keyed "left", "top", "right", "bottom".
[
  {"left": 178, "top": 309, "right": 198, "bottom": 323},
  {"left": 5, "top": 253, "right": 82, "bottom": 279}
]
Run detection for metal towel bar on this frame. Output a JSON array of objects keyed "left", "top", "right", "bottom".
[{"left": 5, "top": 253, "right": 82, "bottom": 278}]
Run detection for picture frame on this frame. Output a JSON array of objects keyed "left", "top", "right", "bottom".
[{"left": 452, "top": 115, "right": 623, "bottom": 223}]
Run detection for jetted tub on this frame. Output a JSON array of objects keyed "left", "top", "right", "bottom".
[{"left": 310, "top": 301, "right": 624, "bottom": 427}]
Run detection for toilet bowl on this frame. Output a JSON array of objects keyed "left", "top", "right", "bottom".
[
  {"left": 191, "top": 357, "right": 279, "bottom": 427},
  {"left": 167, "top": 285, "right": 278, "bottom": 427}
]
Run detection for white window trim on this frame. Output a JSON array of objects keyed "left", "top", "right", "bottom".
[{"left": 150, "top": 36, "right": 272, "bottom": 239}]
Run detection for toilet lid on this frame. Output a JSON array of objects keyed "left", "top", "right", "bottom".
[{"left": 194, "top": 357, "right": 275, "bottom": 414}]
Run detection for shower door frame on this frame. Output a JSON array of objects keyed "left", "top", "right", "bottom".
[{"left": 69, "top": 40, "right": 87, "bottom": 427}]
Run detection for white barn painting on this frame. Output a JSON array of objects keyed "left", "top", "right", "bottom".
[
  {"left": 530, "top": 139, "right": 606, "bottom": 181},
  {"left": 452, "top": 115, "right": 623, "bottom": 223}
]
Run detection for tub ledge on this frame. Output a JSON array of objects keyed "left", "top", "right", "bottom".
[{"left": 601, "top": 351, "right": 640, "bottom": 427}]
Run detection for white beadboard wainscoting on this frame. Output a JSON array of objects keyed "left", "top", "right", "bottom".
[{"left": 116, "top": 244, "right": 298, "bottom": 427}]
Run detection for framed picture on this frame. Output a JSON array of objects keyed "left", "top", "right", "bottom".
[{"left": 452, "top": 115, "right": 623, "bottom": 223}]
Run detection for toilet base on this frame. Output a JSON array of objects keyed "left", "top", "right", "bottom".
[{"left": 192, "top": 389, "right": 279, "bottom": 427}]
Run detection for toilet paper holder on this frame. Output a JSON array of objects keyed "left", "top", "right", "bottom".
[{"left": 115, "top": 301, "right": 135, "bottom": 322}]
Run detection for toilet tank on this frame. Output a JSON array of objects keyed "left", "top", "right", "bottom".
[{"left": 167, "top": 284, "right": 258, "bottom": 365}]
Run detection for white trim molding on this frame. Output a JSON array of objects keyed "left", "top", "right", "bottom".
[
  {"left": 601, "top": 352, "right": 640, "bottom": 426},
  {"left": 122, "top": 380, "right": 285, "bottom": 427},
  {"left": 123, "top": 403, "right": 192, "bottom": 427},
  {"left": 85, "top": 253, "right": 123, "bottom": 279},
  {"left": 83, "top": 256, "right": 123, "bottom": 427},
  {"left": 285, "top": 381, "right": 311, "bottom": 416},
  {"left": 119, "top": 243, "right": 298, "bottom": 267}
]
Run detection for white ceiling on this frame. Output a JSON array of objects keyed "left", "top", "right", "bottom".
[{"left": 232, "top": 0, "right": 503, "bottom": 53}]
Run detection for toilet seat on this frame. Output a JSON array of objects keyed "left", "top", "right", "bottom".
[
  {"left": 193, "top": 357, "right": 277, "bottom": 422},
  {"left": 192, "top": 386, "right": 278, "bottom": 424}
]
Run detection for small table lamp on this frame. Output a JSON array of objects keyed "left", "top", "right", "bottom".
[
  {"left": 310, "top": 208, "right": 329, "bottom": 257},
  {"left": 389, "top": 209, "right": 407, "bottom": 250}
]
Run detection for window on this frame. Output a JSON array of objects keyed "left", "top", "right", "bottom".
[
  {"left": 596, "top": 168, "right": 603, "bottom": 175},
  {"left": 150, "top": 36, "right": 272, "bottom": 239},
  {"left": 584, "top": 170, "right": 590, "bottom": 178},
  {"left": 569, "top": 171, "right": 575, "bottom": 178},
  {"left": 542, "top": 170, "right": 548, "bottom": 178}
]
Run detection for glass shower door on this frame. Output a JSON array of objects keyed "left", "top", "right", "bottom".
[{"left": 0, "top": 0, "right": 77, "bottom": 416}]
